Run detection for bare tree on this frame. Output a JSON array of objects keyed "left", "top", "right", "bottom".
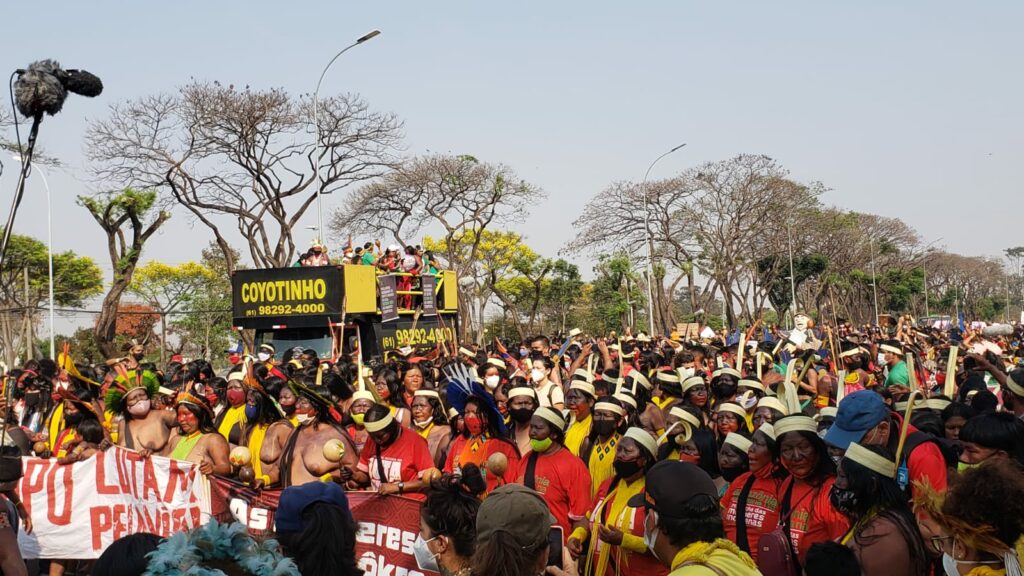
[
  {"left": 80, "top": 189, "right": 171, "bottom": 357},
  {"left": 86, "top": 82, "right": 403, "bottom": 270}
]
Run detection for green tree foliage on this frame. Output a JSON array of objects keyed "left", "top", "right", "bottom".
[{"left": 170, "top": 242, "right": 237, "bottom": 363}]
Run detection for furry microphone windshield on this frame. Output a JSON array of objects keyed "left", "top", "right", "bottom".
[
  {"left": 14, "top": 59, "right": 67, "bottom": 118},
  {"left": 56, "top": 69, "right": 104, "bottom": 98}
]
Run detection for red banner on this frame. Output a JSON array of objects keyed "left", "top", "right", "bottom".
[{"left": 209, "top": 477, "right": 436, "bottom": 575}]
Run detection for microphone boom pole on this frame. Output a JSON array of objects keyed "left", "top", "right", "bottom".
[{"left": 0, "top": 113, "right": 42, "bottom": 269}]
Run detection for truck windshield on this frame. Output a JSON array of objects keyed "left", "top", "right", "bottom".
[{"left": 255, "top": 328, "right": 333, "bottom": 359}]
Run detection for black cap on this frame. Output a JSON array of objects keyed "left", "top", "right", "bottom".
[{"left": 627, "top": 461, "right": 717, "bottom": 517}]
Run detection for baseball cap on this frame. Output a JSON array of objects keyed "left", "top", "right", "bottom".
[
  {"left": 627, "top": 461, "right": 717, "bottom": 517},
  {"left": 823, "top": 390, "right": 889, "bottom": 450},
  {"left": 476, "top": 484, "right": 555, "bottom": 550},
  {"left": 276, "top": 481, "right": 350, "bottom": 533}
]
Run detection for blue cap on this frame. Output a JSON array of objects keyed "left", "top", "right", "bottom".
[
  {"left": 823, "top": 390, "right": 889, "bottom": 450},
  {"left": 275, "top": 481, "right": 350, "bottom": 533}
]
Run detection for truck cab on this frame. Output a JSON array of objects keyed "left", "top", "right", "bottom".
[{"left": 231, "top": 264, "right": 459, "bottom": 361}]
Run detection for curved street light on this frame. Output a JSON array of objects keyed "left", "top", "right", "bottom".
[
  {"left": 313, "top": 30, "right": 382, "bottom": 241},
  {"left": 641, "top": 143, "right": 686, "bottom": 336}
]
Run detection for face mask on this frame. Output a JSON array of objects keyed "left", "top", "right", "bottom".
[
  {"left": 942, "top": 540, "right": 1001, "bottom": 576},
  {"left": 679, "top": 366, "right": 696, "bottom": 380},
  {"left": 281, "top": 403, "right": 296, "bottom": 416},
  {"left": 531, "top": 369, "right": 545, "bottom": 383},
  {"left": 464, "top": 414, "right": 484, "bottom": 436},
  {"left": 592, "top": 419, "right": 617, "bottom": 437},
  {"left": 484, "top": 375, "right": 501, "bottom": 390},
  {"left": 679, "top": 452, "right": 701, "bottom": 465},
  {"left": 244, "top": 404, "right": 259, "bottom": 420},
  {"left": 205, "top": 392, "right": 219, "bottom": 406},
  {"left": 258, "top": 353, "right": 271, "bottom": 362},
  {"left": 877, "top": 353, "right": 886, "bottom": 366},
  {"left": 721, "top": 466, "right": 745, "bottom": 482},
  {"left": 226, "top": 389, "right": 246, "bottom": 407},
  {"left": 64, "top": 412, "right": 84, "bottom": 427},
  {"left": 414, "top": 418, "right": 433, "bottom": 430},
  {"left": 510, "top": 407, "right": 534, "bottom": 424},
  {"left": 530, "top": 437, "right": 553, "bottom": 453},
  {"left": 351, "top": 413, "right": 365, "bottom": 426},
  {"left": 295, "top": 413, "right": 312, "bottom": 425},
  {"left": 643, "top": 511, "right": 660, "bottom": 561},
  {"left": 24, "top": 392, "right": 40, "bottom": 408},
  {"left": 133, "top": 352, "right": 145, "bottom": 361},
  {"left": 957, "top": 460, "right": 979, "bottom": 473},
  {"left": 128, "top": 399, "right": 151, "bottom": 418},
  {"left": 613, "top": 458, "right": 642, "bottom": 478},
  {"left": 829, "top": 485, "right": 859, "bottom": 516},
  {"left": 412, "top": 535, "right": 440, "bottom": 573}
]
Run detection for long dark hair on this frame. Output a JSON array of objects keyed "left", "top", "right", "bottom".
[
  {"left": 422, "top": 465, "right": 486, "bottom": 558},
  {"left": 178, "top": 402, "right": 216, "bottom": 434},
  {"left": 840, "top": 445, "right": 928, "bottom": 576},
  {"left": 374, "top": 366, "right": 410, "bottom": 409},
  {"left": 778, "top": 430, "right": 836, "bottom": 483},
  {"left": 278, "top": 504, "right": 363, "bottom": 576}
]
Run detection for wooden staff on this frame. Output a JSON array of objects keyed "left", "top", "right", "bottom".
[{"left": 944, "top": 346, "right": 959, "bottom": 398}]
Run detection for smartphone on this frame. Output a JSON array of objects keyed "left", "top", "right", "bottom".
[{"left": 547, "top": 526, "right": 564, "bottom": 569}]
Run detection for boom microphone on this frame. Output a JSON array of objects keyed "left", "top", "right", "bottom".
[
  {"left": 982, "top": 323, "right": 1014, "bottom": 338},
  {"left": 14, "top": 60, "right": 103, "bottom": 118},
  {"left": 14, "top": 60, "right": 66, "bottom": 117}
]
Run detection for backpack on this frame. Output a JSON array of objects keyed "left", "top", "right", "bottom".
[{"left": 897, "top": 431, "right": 957, "bottom": 492}]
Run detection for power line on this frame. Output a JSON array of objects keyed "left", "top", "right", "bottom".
[{"left": 0, "top": 305, "right": 232, "bottom": 316}]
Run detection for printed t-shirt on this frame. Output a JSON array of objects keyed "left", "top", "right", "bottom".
[
  {"left": 780, "top": 475, "right": 849, "bottom": 564},
  {"left": 357, "top": 427, "right": 434, "bottom": 500},
  {"left": 515, "top": 446, "right": 592, "bottom": 534},
  {"left": 720, "top": 466, "right": 784, "bottom": 562}
]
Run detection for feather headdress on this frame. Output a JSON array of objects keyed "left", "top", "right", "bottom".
[
  {"left": 444, "top": 362, "right": 507, "bottom": 435},
  {"left": 104, "top": 368, "right": 160, "bottom": 415}
]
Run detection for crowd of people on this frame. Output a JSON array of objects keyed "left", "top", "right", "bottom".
[{"left": 1, "top": 312, "right": 1024, "bottom": 575}]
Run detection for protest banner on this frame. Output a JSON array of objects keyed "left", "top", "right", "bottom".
[
  {"left": 208, "top": 476, "right": 436, "bottom": 576},
  {"left": 16, "top": 447, "right": 208, "bottom": 559}
]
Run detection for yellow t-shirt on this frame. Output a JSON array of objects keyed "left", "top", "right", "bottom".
[
  {"left": 588, "top": 433, "right": 620, "bottom": 498},
  {"left": 565, "top": 414, "right": 592, "bottom": 457}
]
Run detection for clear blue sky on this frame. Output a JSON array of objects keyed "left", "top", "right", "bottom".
[{"left": 2, "top": 1, "right": 1021, "bottom": 331}]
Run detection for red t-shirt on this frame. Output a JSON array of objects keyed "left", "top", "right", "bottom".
[
  {"left": 779, "top": 475, "right": 849, "bottom": 564},
  {"left": 721, "top": 465, "right": 785, "bottom": 563},
  {"left": 515, "top": 446, "right": 592, "bottom": 534},
  {"left": 902, "top": 424, "right": 948, "bottom": 498},
  {"left": 358, "top": 427, "right": 434, "bottom": 499}
]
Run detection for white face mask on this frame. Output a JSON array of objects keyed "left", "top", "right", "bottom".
[
  {"left": 942, "top": 540, "right": 1003, "bottom": 576},
  {"left": 643, "top": 510, "right": 660, "bottom": 562},
  {"left": 679, "top": 366, "right": 696, "bottom": 380},
  {"left": 485, "top": 375, "right": 501, "bottom": 390},
  {"left": 295, "top": 413, "right": 311, "bottom": 425},
  {"left": 531, "top": 369, "right": 545, "bottom": 383},
  {"left": 128, "top": 399, "right": 151, "bottom": 418},
  {"left": 413, "top": 535, "right": 440, "bottom": 573},
  {"left": 413, "top": 418, "right": 433, "bottom": 430},
  {"left": 258, "top": 352, "right": 271, "bottom": 362}
]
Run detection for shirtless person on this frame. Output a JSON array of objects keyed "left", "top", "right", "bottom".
[
  {"left": 279, "top": 383, "right": 357, "bottom": 487},
  {"left": 167, "top": 388, "right": 231, "bottom": 476},
  {"left": 106, "top": 370, "right": 178, "bottom": 457}
]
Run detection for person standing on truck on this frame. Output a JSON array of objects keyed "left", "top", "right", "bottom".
[
  {"left": 306, "top": 242, "right": 330, "bottom": 267},
  {"left": 399, "top": 245, "right": 422, "bottom": 309},
  {"left": 377, "top": 245, "right": 400, "bottom": 273},
  {"left": 360, "top": 241, "right": 378, "bottom": 265}
]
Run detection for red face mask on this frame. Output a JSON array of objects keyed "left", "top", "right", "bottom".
[
  {"left": 679, "top": 453, "right": 701, "bottom": 465},
  {"left": 464, "top": 414, "right": 484, "bottom": 436},
  {"left": 226, "top": 389, "right": 246, "bottom": 407}
]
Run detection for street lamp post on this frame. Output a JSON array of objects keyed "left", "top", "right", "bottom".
[
  {"left": 11, "top": 155, "right": 54, "bottom": 360},
  {"left": 313, "top": 30, "right": 381, "bottom": 241},
  {"left": 641, "top": 143, "right": 686, "bottom": 336},
  {"left": 787, "top": 223, "right": 797, "bottom": 327}
]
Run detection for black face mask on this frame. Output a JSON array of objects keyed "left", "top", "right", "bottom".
[
  {"left": 509, "top": 408, "right": 534, "bottom": 424},
  {"left": 721, "top": 465, "right": 746, "bottom": 482},
  {"left": 612, "top": 458, "right": 643, "bottom": 478},
  {"left": 133, "top": 352, "right": 145, "bottom": 361},
  {"left": 591, "top": 419, "right": 617, "bottom": 438},
  {"left": 64, "top": 412, "right": 84, "bottom": 427},
  {"left": 829, "top": 485, "right": 859, "bottom": 516},
  {"left": 281, "top": 404, "right": 297, "bottom": 416},
  {"left": 24, "top": 392, "right": 40, "bottom": 409}
]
